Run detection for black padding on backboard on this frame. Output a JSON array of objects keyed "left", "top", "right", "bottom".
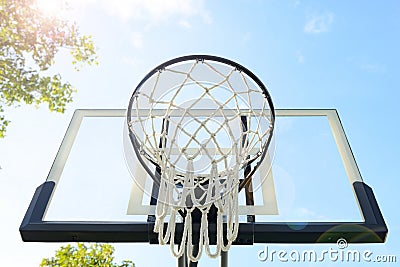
[
  {"left": 20, "top": 181, "right": 387, "bottom": 243},
  {"left": 353, "top": 181, "right": 387, "bottom": 237}
]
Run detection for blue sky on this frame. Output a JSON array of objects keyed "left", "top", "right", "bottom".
[{"left": 0, "top": 0, "right": 399, "bottom": 266}]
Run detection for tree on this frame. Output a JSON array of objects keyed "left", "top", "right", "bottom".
[
  {"left": 40, "top": 243, "right": 135, "bottom": 267},
  {"left": 0, "top": 0, "right": 97, "bottom": 137}
]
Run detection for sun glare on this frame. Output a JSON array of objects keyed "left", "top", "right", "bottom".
[{"left": 35, "top": 0, "right": 65, "bottom": 16}]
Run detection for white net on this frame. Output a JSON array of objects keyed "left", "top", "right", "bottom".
[{"left": 127, "top": 56, "right": 274, "bottom": 262}]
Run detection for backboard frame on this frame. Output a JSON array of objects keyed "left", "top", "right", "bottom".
[{"left": 20, "top": 109, "right": 387, "bottom": 243}]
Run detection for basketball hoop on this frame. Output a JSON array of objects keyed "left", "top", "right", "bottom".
[{"left": 126, "top": 55, "right": 274, "bottom": 263}]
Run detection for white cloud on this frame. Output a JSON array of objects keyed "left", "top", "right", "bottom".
[
  {"left": 131, "top": 32, "right": 143, "bottom": 48},
  {"left": 122, "top": 56, "right": 137, "bottom": 66},
  {"left": 66, "top": 0, "right": 211, "bottom": 25},
  {"left": 65, "top": 0, "right": 211, "bottom": 50},
  {"left": 100, "top": 0, "right": 211, "bottom": 24},
  {"left": 241, "top": 32, "right": 252, "bottom": 45},
  {"left": 292, "top": 0, "right": 300, "bottom": 8},
  {"left": 202, "top": 12, "right": 213, "bottom": 24},
  {"left": 347, "top": 57, "right": 386, "bottom": 73},
  {"left": 304, "top": 12, "right": 334, "bottom": 34},
  {"left": 179, "top": 19, "right": 192, "bottom": 29},
  {"left": 360, "top": 63, "right": 386, "bottom": 73},
  {"left": 296, "top": 50, "right": 304, "bottom": 63}
]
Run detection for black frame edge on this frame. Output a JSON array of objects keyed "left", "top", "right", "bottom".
[{"left": 20, "top": 181, "right": 387, "bottom": 243}]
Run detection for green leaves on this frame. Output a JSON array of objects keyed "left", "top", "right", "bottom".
[
  {"left": 0, "top": 0, "right": 98, "bottom": 137},
  {"left": 40, "top": 243, "right": 135, "bottom": 267},
  {"left": 0, "top": 104, "right": 9, "bottom": 138},
  {"left": 71, "top": 34, "right": 98, "bottom": 71}
]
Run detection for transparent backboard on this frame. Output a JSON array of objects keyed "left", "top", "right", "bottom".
[
  {"left": 20, "top": 109, "right": 387, "bottom": 244},
  {"left": 43, "top": 108, "right": 360, "bottom": 221}
]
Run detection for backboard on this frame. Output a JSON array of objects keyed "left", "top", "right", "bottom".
[{"left": 20, "top": 108, "right": 387, "bottom": 244}]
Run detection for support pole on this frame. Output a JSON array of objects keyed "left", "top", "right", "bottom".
[
  {"left": 188, "top": 244, "right": 199, "bottom": 267},
  {"left": 178, "top": 246, "right": 227, "bottom": 267},
  {"left": 221, "top": 251, "right": 228, "bottom": 267},
  {"left": 177, "top": 254, "right": 186, "bottom": 267}
]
